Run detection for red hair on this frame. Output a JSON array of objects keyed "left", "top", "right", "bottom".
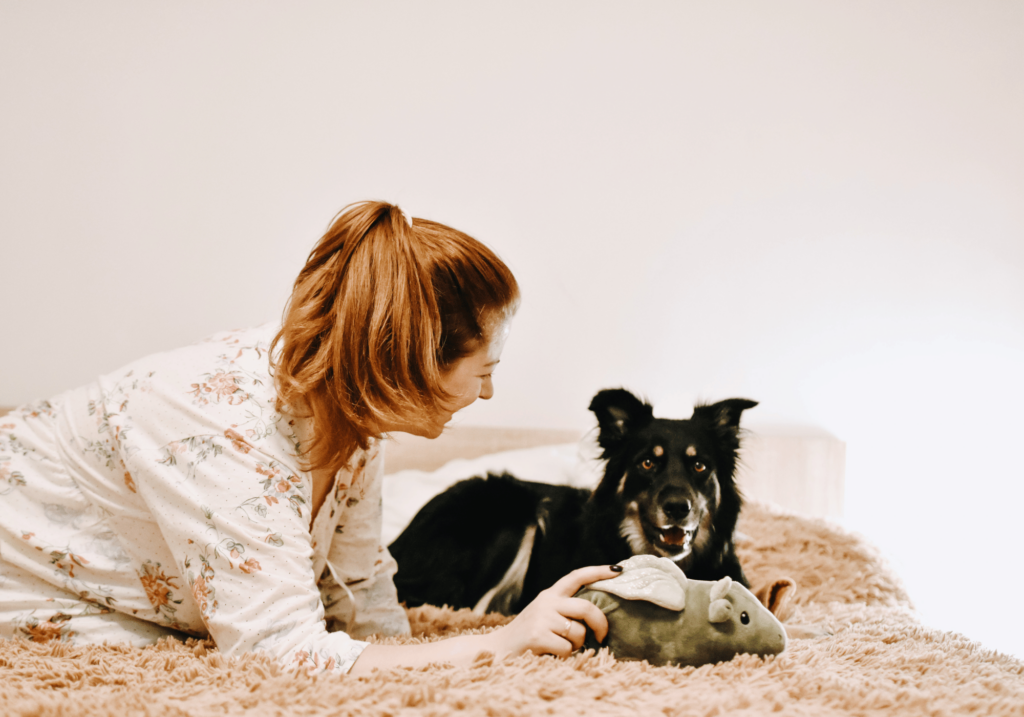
[{"left": 270, "top": 201, "right": 519, "bottom": 475}]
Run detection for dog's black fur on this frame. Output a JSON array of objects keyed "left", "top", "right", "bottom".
[{"left": 389, "top": 388, "right": 757, "bottom": 615}]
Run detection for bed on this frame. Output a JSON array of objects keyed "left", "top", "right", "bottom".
[{"left": 1, "top": 418, "right": 1021, "bottom": 716}]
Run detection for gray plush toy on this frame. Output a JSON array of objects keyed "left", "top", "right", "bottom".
[{"left": 575, "top": 555, "right": 788, "bottom": 667}]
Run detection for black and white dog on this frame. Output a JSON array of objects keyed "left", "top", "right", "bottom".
[{"left": 389, "top": 388, "right": 757, "bottom": 615}]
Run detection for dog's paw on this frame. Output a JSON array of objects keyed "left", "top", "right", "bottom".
[
  {"left": 784, "top": 622, "right": 833, "bottom": 640},
  {"left": 755, "top": 577, "right": 797, "bottom": 622}
]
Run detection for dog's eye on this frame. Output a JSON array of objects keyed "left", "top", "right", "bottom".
[
  {"left": 693, "top": 461, "right": 707, "bottom": 473},
  {"left": 740, "top": 611, "right": 750, "bottom": 625},
  {"left": 640, "top": 458, "right": 656, "bottom": 471}
]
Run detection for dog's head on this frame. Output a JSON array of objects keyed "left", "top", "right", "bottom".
[{"left": 588, "top": 388, "right": 757, "bottom": 565}]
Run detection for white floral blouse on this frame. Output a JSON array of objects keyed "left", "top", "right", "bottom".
[{"left": 0, "top": 324, "right": 410, "bottom": 674}]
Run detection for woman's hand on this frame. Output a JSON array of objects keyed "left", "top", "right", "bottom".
[
  {"left": 481, "top": 564, "right": 622, "bottom": 660},
  {"left": 350, "top": 564, "right": 621, "bottom": 674}
]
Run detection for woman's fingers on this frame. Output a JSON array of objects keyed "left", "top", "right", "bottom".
[
  {"left": 548, "top": 564, "right": 622, "bottom": 598},
  {"left": 546, "top": 616, "right": 583, "bottom": 654},
  {"left": 537, "top": 565, "right": 619, "bottom": 647},
  {"left": 559, "top": 596, "right": 611, "bottom": 644},
  {"left": 564, "top": 617, "right": 597, "bottom": 651},
  {"left": 495, "top": 565, "right": 622, "bottom": 660}
]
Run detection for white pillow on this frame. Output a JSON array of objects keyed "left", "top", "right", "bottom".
[{"left": 381, "top": 440, "right": 605, "bottom": 546}]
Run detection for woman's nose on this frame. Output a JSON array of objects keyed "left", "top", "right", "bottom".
[{"left": 479, "top": 377, "right": 494, "bottom": 400}]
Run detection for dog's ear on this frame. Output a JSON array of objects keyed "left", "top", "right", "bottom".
[
  {"left": 691, "top": 399, "right": 758, "bottom": 433},
  {"left": 589, "top": 388, "right": 654, "bottom": 449}
]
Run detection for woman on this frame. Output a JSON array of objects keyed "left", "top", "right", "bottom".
[{"left": 0, "top": 201, "right": 616, "bottom": 675}]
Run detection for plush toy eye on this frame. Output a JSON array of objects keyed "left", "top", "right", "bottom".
[
  {"left": 640, "top": 458, "right": 656, "bottom": 471},
  {"left": 740, "top": 611, "right": 750, "bottom": 625},
  {"left": 693, "top": 461, "right": 707, "bottom": 473}
]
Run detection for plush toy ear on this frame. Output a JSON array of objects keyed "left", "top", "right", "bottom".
[
  {"left": 589, "top": 389, "right": 654, "bottom": 453},
  {"left": 588, "top": 555, "right": 687, "bottom": 611},
  {"left": 709, "top": 576, "right": 732, "bottom": 601},
  {"left": 691, "top": 399, "right": 758, "bottom": 434},
  {"left": 708, "top": 598, "right": 733, "bottom": 623}
]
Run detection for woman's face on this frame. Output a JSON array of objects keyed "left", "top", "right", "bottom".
[{"left": 392, "top": 317, "right": 512, "bottom": 439}]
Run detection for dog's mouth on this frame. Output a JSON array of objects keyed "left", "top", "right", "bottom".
[
  {"left": 647, "top": 521, "right": 697, "bottom": 558},
  {"left": 657, "top": 525, "right": 695, "bottom": 548},
  {"left": 620, "top": 503, "right": 702, "bottom": 562}
]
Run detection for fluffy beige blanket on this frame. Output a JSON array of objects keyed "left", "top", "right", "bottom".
[{"left": 2, "top": 502, "right": 1021, "bottom": 716}]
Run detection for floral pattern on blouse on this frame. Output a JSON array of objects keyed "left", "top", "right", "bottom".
[{"left": 0, "top": 324, "right": 409, "bottom": 673}]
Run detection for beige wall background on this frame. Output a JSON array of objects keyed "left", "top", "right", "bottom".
[{"left": 1, "top": 2, "right": 1022, "bottom": 658}]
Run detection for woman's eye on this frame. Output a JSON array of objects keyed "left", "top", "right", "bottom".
[
  {"left": 641, "top": 458, "right": 656, "bottom": 471},
  {"left": 694, "top": 461, "right": 706, "bottom": 473},
  {"left": 740, "top": 611, "right": 750, "bottom": 625}
]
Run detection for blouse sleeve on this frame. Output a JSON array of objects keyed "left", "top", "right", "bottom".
[
  {"left": 318, "top": 446, "right": 410, "bottom": 639},
  {"left": 130, "top": 433, "right": 368, "bottom": 675}
]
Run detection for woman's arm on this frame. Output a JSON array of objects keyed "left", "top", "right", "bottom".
[
  {"left": 349, "top": 565, "right": 620, "bottom": 674},
  {"left": 131, "top": 435, "right": 374, "bottom": 673}
]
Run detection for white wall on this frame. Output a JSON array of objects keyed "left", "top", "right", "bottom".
[{"left": 2, "top": 2, "right": 1022, "bottom": 658}]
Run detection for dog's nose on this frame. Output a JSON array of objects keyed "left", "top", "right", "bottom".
[{"left": 663, "top": 499, "right": 692, "bottom": 522}]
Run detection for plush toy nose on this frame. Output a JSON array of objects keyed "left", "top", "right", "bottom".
[{"left": 663, "top": 498, "right": 692, "bottom": 522}]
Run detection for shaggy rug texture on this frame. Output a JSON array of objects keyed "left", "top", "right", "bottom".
[{"left": 2, "top": 501, "right": 1021, "bottom": 716}]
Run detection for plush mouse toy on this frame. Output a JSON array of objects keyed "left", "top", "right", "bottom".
[{"left": 575, "top": 555, "right": 788, "bottom": 667}]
